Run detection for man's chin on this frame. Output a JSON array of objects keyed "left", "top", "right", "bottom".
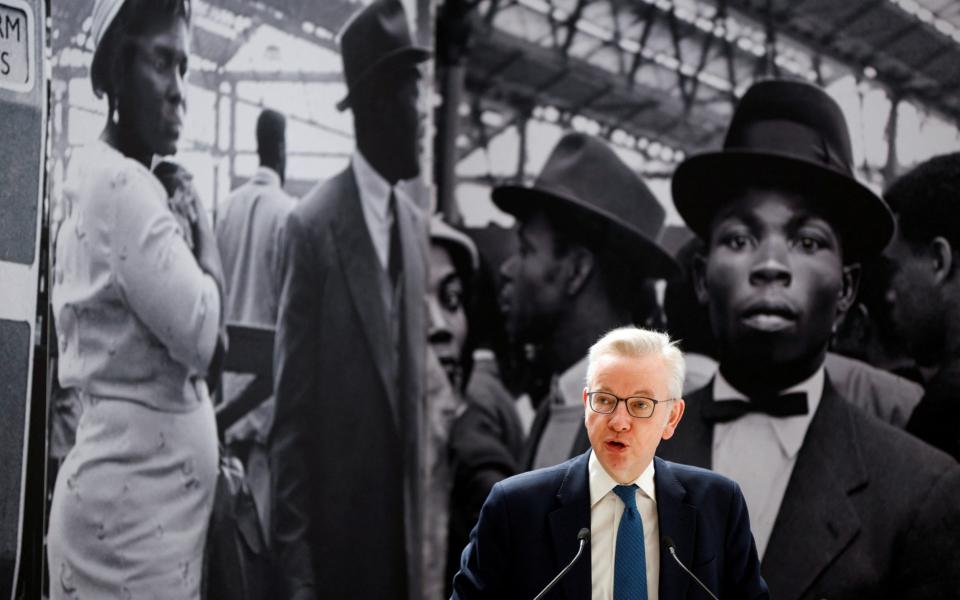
[
  {"left": 725, "top": 331, "right": 808, "bottom": 364},
  {"left": 596, "top": 452, "right": 640, "bottom": 485},
  {"left": 156, "top": 140, "right": 178, "bottom": 159}
]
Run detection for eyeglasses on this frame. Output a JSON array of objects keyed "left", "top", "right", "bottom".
[{"left": 586, "top": 391, "right": 675, "bottom": 419}]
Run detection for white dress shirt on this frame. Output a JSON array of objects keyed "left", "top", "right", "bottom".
[
  {"left": 589, "top": 451, "right": 660, "bottom": 600},
  {"left": 533, "top": 356, "right": 589, "bottom": 469},
  {"left": 351, "top": 149, "right": 413, "bottom": 271},
  {"left": 711, "top": 367, "right": 824, "bottom": 558}
]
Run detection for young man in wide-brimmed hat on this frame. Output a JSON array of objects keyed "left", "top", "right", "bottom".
[
  {"left": 494, "top": 132, "right": 679, "bottom": 473},
  {"left": 270, "top": 1, "right": 430, "bottom": 599},
  {"left": 658, "top": 79, "right": 960, "bottom": 598}
]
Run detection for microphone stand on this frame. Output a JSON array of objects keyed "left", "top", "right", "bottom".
[
  {"left": 533, "top": 528, "right": 590, "bottom": 600},
  {"left": 663, "top": 537, "right": 719, "bottom": 600}
]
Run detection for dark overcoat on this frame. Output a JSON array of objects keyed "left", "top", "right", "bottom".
[
  {"left": 658, "top": 378, "right": 960, "bottom": 600},
  {"left": 270, "top": 166, "right": 427, "bottom": 600}
]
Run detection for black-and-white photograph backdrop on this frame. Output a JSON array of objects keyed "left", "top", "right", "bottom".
[
  {"left": 438, "top": 0, "right": 960, "bottom": 599},
  {"left": 45, "top": 1, "right": 437, "bottom": 599},
  {"left": 0, "top": 0, "right": 958, "bottom": 598}
]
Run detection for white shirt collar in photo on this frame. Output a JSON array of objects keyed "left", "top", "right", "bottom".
[
  {"left": 351, "top": 149, "right": 412, "bottom": 270},
  {"left": 712, "top": 365, "right": 824, "bottom": 458},
  {"left": 530, "top": 355, "right": 589, "bottom": 470},
  {"left": 251, "top": 165, "right": 281, "bottom": 188},
  {"left": 710, "top": 365, "right": 825, "bottom": 559},
  {"left": 557, "top": 355, "right": 590, "bottom": 406}
]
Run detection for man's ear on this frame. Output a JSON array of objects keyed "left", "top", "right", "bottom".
[
  {"left": 565, "top": 246, "right": 596, "bottom": 296},
  {"left": 931, "top": 236, "right": 954, "bottom": 285},
  {"left": 692, "top": 252, "right": 709, "bottom": 305},
  {"left": 834, "top": 302, "right": 871, "bottom": 347},
  {"left": 836, "top": 262, "right": 861, "bottom": 316},
  {"left": 661, "top": 398, "right": 685, "bottom": 441}
]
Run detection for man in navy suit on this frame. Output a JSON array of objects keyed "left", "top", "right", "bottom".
[{"left": 453, "top": 327, "right": 769, "bottom": 599}]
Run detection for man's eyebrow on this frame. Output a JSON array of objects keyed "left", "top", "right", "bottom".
[
  {"left": 786, "top": 211, "right": 833, "bottom": 231},
  {"left": 712, "top": 207, "right": 756, "bottom": 230},
  {"left": 151, "top": 42, "right": 188, "bottom": 63},
  {"left": 592, "top": 385, "right": 655, "bottom": 395}
]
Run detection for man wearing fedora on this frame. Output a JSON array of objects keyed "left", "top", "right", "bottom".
[
  {"left": 270, "top": 1, "right": 429, "bottom": 599},
  {"left": 658, "top": 79, "right": 960, "bottom": 598},
  {"left": 494, "top": 132, "right": 680, "bottom": 473}
]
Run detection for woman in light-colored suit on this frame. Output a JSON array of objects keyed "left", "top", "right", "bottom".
[{"left": 47, "top": 0, "right": 223, "bottom": 597}]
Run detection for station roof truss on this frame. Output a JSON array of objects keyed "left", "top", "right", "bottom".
[{"left": 457, "top": 0, "right": 960, "bottom": 171}]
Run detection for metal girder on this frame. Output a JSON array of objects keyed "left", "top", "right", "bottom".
[
  {"left": 469, "top": 0, "right": 784, "bottom": 155},
  {"left": 561, "top": 0, "right": 590, "bottom": 55},
  {"left": 714, "top": 0, "right": 960, "bottom": 126},
  {"left": 626, "top": 2, "right": 658, "bottom": 88}
]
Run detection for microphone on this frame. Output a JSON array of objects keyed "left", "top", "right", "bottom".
[
  {"left": 662, "top": 536, "right": 719, "bottom": 600},
  {"left": 532, "top": 528, "right": 590, "bottom": 600}
]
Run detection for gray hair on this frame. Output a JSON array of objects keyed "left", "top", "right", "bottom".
[{"left": 585, "top": 327, "right": 685, "bottom": 399}]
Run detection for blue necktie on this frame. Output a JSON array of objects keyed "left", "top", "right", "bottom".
[{"left": 613, "top": 484, "right": 647, "bottom": 600}]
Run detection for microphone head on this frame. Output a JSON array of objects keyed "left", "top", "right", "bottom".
[
  {"left": 662, "top": 536, "right": 676, "bottom": 551},
  {"left": 577, "top": 528, "right": 591, "bottom": 542}
]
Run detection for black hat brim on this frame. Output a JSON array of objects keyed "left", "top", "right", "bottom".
[
  {"left": 492, "top": 185, "right": 681, "bottom": 280},
  {"left": 673, "top": 151, "right": 894, "bottom": 262},
  {"left": 337, "top": 45, "right": 431, "bottom": 111}
]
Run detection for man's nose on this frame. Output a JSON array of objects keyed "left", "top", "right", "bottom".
[
  {"left": 608, "top": 401, "right": 632, "bottom": 432},
  {"left": 427, "top": 296, "right": 452, "bottom": 343},
  {"left": 168, "top": 68, "right": 185, "bottom": 106},
  {"left": 749, "top": 238, "right": 791, "bottom": 287}
]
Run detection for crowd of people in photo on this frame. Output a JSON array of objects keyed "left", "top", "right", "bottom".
[{"left": 45, "top": 0, "right": 960, "bottom": 598}]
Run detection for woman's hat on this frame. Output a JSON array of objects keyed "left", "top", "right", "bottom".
[
  {"left": 430, "top": 215, "right": 479, "bottom": 280},
  {"left": 336, "top": 0, "right": 431, "bottom": 111},
  {"left": 672, "top": 79, "right": 894, "bottom": 261},
  {"left": 90, "top": 0, "right": 127, "bottom": 98},
  {"left": 492, "top": 132, "right": 680, "bottom": 279}
]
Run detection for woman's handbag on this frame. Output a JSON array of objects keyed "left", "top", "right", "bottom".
[{"left": 202, "top": 447, "right": 270, "bottom": 600}]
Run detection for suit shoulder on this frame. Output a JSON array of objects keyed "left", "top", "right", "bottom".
[
  {"left": 848, "top": 400, "right": 956, "bottom": 482},
  {"left": 495, "top": 459, "right": 571, "bottom": 498},
  {"left": 291, "top": 168, "right": 353, "bottom": 226},
  {"left": 662, "top": 459, "right": 739, "bottom": 496}
]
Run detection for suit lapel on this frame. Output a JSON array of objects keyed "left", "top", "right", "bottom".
[
  {"left": 394, "top": 191, "right": 427, "bottom": 599},
  {"left": 655, "top": 457, "right": 696, "bottom": 600},
  {"left": 761, "top": 379, "right": 866, "bottom": 600},
  {"left": 548, "top": 452, "right": 592, "bottom": 600},
  {"left": 395, "top": 193, "right": 425, "bottom": 403},
  {"left": 331, "top": 169, "right": 400, "bottom": 428}
]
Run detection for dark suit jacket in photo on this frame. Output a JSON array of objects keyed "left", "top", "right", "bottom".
[
  {"left": 657, "top": 378, "right": 960, "bottom": 600},
  {"left": 452, "top": 452, "right": 769, "bottom": 600},
  {"left": 270, "top": 166, "right": 427, "bottom": 600}
]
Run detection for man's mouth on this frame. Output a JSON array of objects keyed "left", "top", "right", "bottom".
[
  {"left": 741, "top": 303, "right": 797, "bottom": 332},
  {"left": 604, "top": 440, "right": 628, "bottom": 452},
  {"left": 163, "top": 120, "right": 182, "bottom": 139},
  {"left": 437, "top": 354, "right": 460, "bottom": 374},
  {"left": 498, "top": 288, "right": 512, "bottom": 315}
]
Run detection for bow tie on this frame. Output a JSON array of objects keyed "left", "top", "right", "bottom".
[{"left": 701, "top": 392, "right": 808, "bottom": 423}]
